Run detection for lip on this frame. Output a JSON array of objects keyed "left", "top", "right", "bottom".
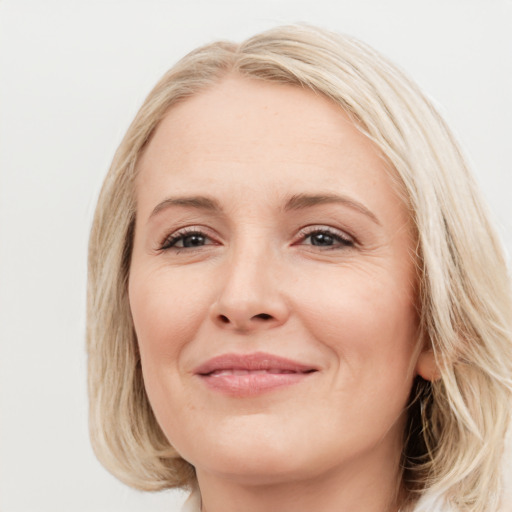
[{"left": 193, "top": 352, "right": 318, "bottom": 396}]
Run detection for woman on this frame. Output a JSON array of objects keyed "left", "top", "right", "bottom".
[{"left": 87, "top": 25, "right": 512, "bottom": 512}]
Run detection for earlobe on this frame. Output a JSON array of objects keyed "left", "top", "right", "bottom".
[{"left": 415, "top": 349, "right": 441, "bottom": 382}]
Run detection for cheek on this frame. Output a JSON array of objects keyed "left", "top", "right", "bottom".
[
  {"left": 128, "top": 267, "right": 210, "bottom": 439},
  {"left": 296, "top": 266, "right": 418, "bottom": 378},
  {"left": 128, "top": 266, "right": 210, "bottom": 364},
  {"left": 297, "top": 272, "right": 418, "bottom": 446}
]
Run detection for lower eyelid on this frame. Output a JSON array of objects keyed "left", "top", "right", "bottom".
[{"left": 304, "top": 236, "right": 353, "bottom": 247}]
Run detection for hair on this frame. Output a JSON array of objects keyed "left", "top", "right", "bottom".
[{"left": 87, "top": 24, "right": 512, "bottom": 511}]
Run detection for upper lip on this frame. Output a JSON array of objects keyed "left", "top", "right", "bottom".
[{"left": 194, "top": 352, "right": 318, "bottom": 375}]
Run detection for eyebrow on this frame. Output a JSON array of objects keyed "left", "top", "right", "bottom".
[
  {"left": 149, "top": 193, "right": 380, "bottom": 226},
  {"left": 150, "top": 196, "right": 222, "bottom": 219},
  {"left": 283, "top": 193, "right": 381, "bottom": 225}
]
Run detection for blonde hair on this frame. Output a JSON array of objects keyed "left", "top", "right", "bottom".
[{"left": 87, "top": 24, "right": 512, "bottom": 511}]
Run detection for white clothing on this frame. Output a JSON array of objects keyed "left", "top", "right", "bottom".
[{"left": 181, "top": 489, "right": 202, "bottom": 512}]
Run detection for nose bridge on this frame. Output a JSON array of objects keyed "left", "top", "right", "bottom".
[
  {"left": 211, "top": 233, "right": 288, "bottom": 331},
  {"left": 227, "top": 238, "right": 271, "bottom": 300}
]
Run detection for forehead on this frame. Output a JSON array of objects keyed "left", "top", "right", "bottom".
[
  {"left": 135, "top": 76, "right": 407, "bottom": 224},
  {"left": 139, "top": 76, "right": 377, "bottom": 168}
]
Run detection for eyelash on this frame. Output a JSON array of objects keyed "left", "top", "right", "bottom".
[
  {"left": 160, "top": 227, "right": 216, "bottom": 251},
  {"left": 296, "top": 226, "right": 355, "bottom": 249},
  {"left": 159, "top": 225, "right": 355, "bottom": 252}
]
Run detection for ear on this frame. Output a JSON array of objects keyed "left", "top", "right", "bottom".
[{"left": 415, "top": 347, "right": 441, "bottom": 382}]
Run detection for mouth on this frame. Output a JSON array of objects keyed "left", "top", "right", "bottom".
[{"left": 194, "top": 352, "right": 318, "bottom": 396}]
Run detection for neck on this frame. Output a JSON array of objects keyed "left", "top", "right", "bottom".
[{"left": 195, "top": 444, "right": 403, "bottom": 512}]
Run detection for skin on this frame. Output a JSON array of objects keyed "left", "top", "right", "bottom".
[{"left": 129, "top": 76, "right": 435, "bottom": 512}]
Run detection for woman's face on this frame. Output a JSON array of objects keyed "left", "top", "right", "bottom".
[{"left": 129, "top": 76, "right": 432, "bottom": 486}]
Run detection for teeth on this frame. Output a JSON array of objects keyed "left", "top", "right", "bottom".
[{"left": 209, "top": 369, "right": 297, "bottom": 376}]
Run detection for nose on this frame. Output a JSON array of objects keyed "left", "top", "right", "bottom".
[{"left": 210, "top": 245, "right": 290, "bottom": 333}]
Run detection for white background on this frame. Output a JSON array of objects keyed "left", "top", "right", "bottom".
[{"left": 1, "top": 0, "right": 511, "bottom": 510}]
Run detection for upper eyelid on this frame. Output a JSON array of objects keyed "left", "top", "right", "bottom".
[{"left": 298, "top": 225, "right": 350, "bottom": 235}]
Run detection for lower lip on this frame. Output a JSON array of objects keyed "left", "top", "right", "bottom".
[{"left": 198, "top": 372, "right": 314, "bottom": 396}]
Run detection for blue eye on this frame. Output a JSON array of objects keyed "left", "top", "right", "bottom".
[
  {"left": 308, "top": 232, "right": 336, "bottom": 246},
  {"left": 161, "top": 230, "right": 212, "bottom": 250},
  {"left": 301, "top": 229, "right": 354, "bottom": 248}
]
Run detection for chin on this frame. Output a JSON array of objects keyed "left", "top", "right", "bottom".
[
  {"left": 175, "top": 419, "right": 317, "bottom": 484},
  {"left": 198, "top": 451, "right": 315, "bottom": 487},
  {"left": 185, "top": 428, "right": 351, "bottom": 488}
]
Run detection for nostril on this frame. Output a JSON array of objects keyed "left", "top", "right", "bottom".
[
  {"left": 215, "top": 312, "right": 275, "bottom": 327},
  {"left": 254, "top": 313, "right": 272, "bottom": 320}
]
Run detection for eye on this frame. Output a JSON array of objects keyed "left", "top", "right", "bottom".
[
  {"left": 160, "top": 228, "right": 215, "bottom": 250},
  {"left": 298, "top": 227, "right": 354, "bottom": 249}
]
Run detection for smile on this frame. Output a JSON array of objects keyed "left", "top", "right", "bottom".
[
  {"left": 208, "top": 368, "right": 299, "bottom": 376},
  {"left": 194, "top": 352, "right": 318, "bottom": 396}
]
